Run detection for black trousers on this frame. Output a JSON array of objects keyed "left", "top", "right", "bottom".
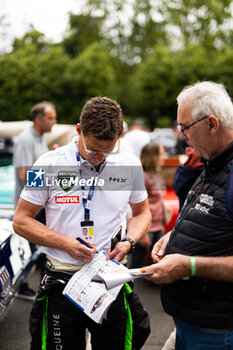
[{"left": 30, "top": 273, "right": 127, "bottom": 350}]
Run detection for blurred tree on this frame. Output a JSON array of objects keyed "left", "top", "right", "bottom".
[
  {"left": 128, "top": 43, "right": 218, "bottom": 128},
  {"left": 162, "top": 0, "right": 232, "bottom": 50},
  {"left": 34, "top": 46, "right": 71, "bottom": 121},
  {"left": 82, "top": 0, "right": 168, "bottom": 63},
  {"left": 12, "top": 28, "right": 51, "bottom": 52},
  {"left": 0, "top": 43, "right": 70, "bottom": 122},
  {"left": 80, "top": 0, "right": 232, "bottom": 62},
  {"left": 128, "top": 45, "right": 178, "bottom": 128},
  {"left": 174, "top": 44, "right": 215, "bottom": 91},
  {"left": 220, "top": 29, "right": 233, "bottom": 48},
  {"left": 210, "top": 46, "right": 233, "bottom": 96},
  {"left": 62, "top": 42, "right": 117, "bottom": 123},
  {"left": 0, "top": 37, "right": 116, "bottom": 124},
  {"left": 62, "top": 14, "right": 103, "bottom": 57},
  {"left": 0, "top": 45, "right": 39, "bottom": 121},
  {"left": 129, "top": 0, "right": 168, "bottom": 62}
]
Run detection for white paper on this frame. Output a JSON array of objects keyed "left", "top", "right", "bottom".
[
  {"left": 92, "top": 268, "right": 152, "bottom": 290},
  {"left": 63, "top": 251, "right": 127, "bottom": 323}
]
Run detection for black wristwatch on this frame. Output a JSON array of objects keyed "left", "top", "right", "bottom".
[{"left": 122, "top": 237, "right": 135, "bottom": 254}]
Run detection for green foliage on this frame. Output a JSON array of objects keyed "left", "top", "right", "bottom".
[
  {"left": 128, "top": 45, "right": 178, "bottom": 128},
  {"left": 62, "top": 14, "right": 103, "bottom": 57},
  {"left": 209, "top": 46, "right": 233, "bottom": 97},
  {"left": 0, "top": 38, "right": 116, "bottom": 124},
  {"left": 12, "top": 29, "right": 50, "bottom": 52},
  {"left": 129, "top": 0, "right": 168, "bottom": 62},
  {"left": 34, "top": 46, "right": 71, "bottom": 121},
  {"left": 127, "top": 43, "right": 219, "bottom": 128},
  {"left": 0, "top": 45, "right": 40, "bottom": 121},
  {"left": 157, "top": 116, "right": 173, "bottom": 128},
  {"left": 61, "top": 42, "right": 117, "bottom": 123},
  {"left": 0, "top": 44, "right": 70, "bottom": 122},
  {"left": 83, "top": 0, "right": 169, "bottom": 63},
  {"left": 81, "top": 0, "right": 233, "bottom": 61},
  {"left": 174, "top": 44, "right": 215, "bottom": 92},
  {"left": 161, "top": 0, "right": 232, "bottom": 49}
]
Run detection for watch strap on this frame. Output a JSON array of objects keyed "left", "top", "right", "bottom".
[{"left": 122, "top": 237, "right": 135, "bottom": 254}]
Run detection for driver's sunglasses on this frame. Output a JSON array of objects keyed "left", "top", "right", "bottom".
[
  {"left": 177, "top": 116, "right": 209, "bottom": 138},
  {"left": 81, "top": 130, "right": 120, "bottom": 157}
]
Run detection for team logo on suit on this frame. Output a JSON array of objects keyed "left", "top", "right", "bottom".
[{"left": 57, "top": 173, "right": 76, "bottom": 193}]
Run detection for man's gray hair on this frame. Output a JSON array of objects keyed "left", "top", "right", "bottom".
[{"left": 177, "top": 81, "right": 233, "bottom": 129}]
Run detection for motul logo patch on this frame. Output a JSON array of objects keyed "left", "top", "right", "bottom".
[{"left": 55, "top": 196, "right": 79, "bottom": 204}]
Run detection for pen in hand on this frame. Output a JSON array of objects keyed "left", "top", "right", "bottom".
[
  {"left": 76, "top": 237, "right": 92, "bottom": 248},
  {"left": 76, "top": 237, "right": 97, "bottom": 253}
]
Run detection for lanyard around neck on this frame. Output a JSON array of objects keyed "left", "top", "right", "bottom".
[{"left": 76, "top": 144, "right": 105, "bottom": 221}]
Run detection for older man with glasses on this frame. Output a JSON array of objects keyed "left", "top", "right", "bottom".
[
  {"left": 143, "top": 81, "right": 233, "bottom": 349},
  {"left": 177, "top": 115, "right": 209, "bottom": 139},
  {"left": 13, "top": 96, "right": 151, "bottom": 350}
]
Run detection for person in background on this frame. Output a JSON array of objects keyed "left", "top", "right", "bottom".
[
  {"left": 128, "top": 141, "right": 167, "bottom": 268},
  {"left": 142, "top": 81, "right": 233, "bottom": 349},
  {"left": 172, "top": 121, "right": 188, "bottom": 155},
  {"left": 123, "top": 119, "right": 150, "bottom": 158},
  {"left": 13, "top": 101, "right": 57, "bottom": 207},
  {"left": 173, "top": 146, "right": 204, "bottom": 210},
  {"left": 119, "top": 121, "right": 135, "bottom": 154},
  {"left": 13, "top": 101, "right": 57, "bottom": 300}
]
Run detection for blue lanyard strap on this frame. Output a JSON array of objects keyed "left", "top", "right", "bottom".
[{"left": 76, "top": 144, "right": 105, "bottom": 221}]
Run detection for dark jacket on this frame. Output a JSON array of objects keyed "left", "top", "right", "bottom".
[{"left": 162, "top": 141, "right": 233, "bottom": 329}]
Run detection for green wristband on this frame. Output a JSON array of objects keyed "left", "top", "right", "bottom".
[{"left": 190, "top": 256, "right": 196, "bottom": 276}]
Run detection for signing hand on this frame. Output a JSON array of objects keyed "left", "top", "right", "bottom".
[{"left": 65, "top": 237, "right": 96, "bottom": 262}]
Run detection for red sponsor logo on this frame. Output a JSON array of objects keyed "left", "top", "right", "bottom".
[{"left": 55, "top": 196, "right": 79, "bottom": 204}]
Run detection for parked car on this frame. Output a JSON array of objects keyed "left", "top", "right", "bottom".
[
  {"left": 0, "top": 219, "right": 40, "bottom": 320},
  {"left": 0, "top": 136, "right": 38, "bottom": 321},
  {"left": 0, "top": 163, "right": 14, "bottom": 219},
  {"left": 150, "top": 128, "right": 177, "bottom": 156}
]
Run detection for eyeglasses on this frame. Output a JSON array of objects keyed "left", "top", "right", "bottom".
[
  {"left": 81, "top": 130, "right": 120, "bottom": 157},
  {"left": 177, "top": 116, "right": 209, "bottom": 138}
]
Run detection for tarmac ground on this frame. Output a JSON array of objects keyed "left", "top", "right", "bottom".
[{"left": 0, "top": 267, "right": 174, "bottom": 350}]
